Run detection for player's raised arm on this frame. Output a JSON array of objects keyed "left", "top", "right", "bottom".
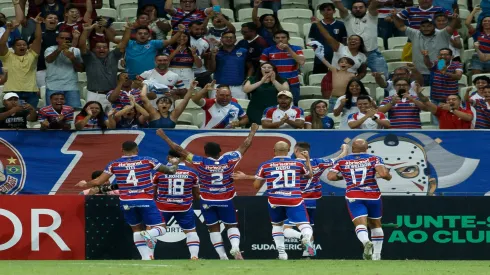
[
  {"left": 236, "top": 123, "right": 259, "bottom": 155},
  {"left": 375, "top": 165, "right": 392, "bottom": 181},
  {"left": 232, "top": 171, "right": 256, "bottom": 180},
  {"left": 156, "top": 129, "right": 193, "bottom": 161},
  {"left": 301, "top": 151, "right": 313, "bottom": 179},
  {"left": 76, "top": 172, "right": 112, "bottom": 188},
  {"left": 332, "top": 144, "right": 349, "bottom": 161}
]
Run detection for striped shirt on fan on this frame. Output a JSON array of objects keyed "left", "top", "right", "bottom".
[
  {"left": 170, "top": 8, "right": 208, "bottom": 31},
  {"left": 380, "top": 96, "right": 422, "bottom": 128},
  {"left": 472, "top": 31, "right": 490, "bottom": 54},
  {"left": 430, "top": 61, "right": 462, "bottom": 102},
  {"left": 397, "top": 6, "right": 451, "bottom": 29},
  {"left": 38, "top": 105, "right": 74, "bottom": 127},
  {"left": 260, "top": 45, "right": 303, "bottom": 87},
  {"left": 473, "top": 99, "right": 490, "bottom": 129}
]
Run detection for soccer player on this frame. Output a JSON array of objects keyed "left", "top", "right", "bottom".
[
  {"left": 327, "top": 139, "right": 392, "bottom": 260},
  {"left": 156, "top": 123, "right": 259, "bottom": 260},
  {"left": 234, "top": 141, "right": 315, "bottom": 260},
  {"left": 283, "top": 142, "right": 348, "bottom": 256},
  {"left": 76, "top": 141, "right": 178, "bottom": 260},
  {"left": 153, "top": 149, "right": 201, "bottom": 260}
]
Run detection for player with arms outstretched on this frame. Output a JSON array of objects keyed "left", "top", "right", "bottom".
[
  {"left": 283, "top": 142, "right": 348, "bottom": 256},
  {"left": 327, "top": 139, "right": 392, "bottom": 260},
  {"left": 156, "top": 124, "right": 259, "bottom": 260},
  {"left": 76, "top": 141, "right": 178, "bottom": 260},
  {"left": 153, "top": 149, "right": 201, "bottom": 260},
  {"left": 234, "top": 141, "right": 315, "bottom": 260}
]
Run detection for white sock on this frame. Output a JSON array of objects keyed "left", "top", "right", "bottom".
[
  {"left": 355, "top": 225, "right": 370, "bottom": 245},
  {"left": 147, "top": 226, "right": 166, "bottom": 238},
  {"left": 186, "top": 232, "right": 200, "bottom": 258},
  {"left": 133, "top": 232, "right": 153, "bottom": 260},
  {"left": 298, "top": 224, "right": 313, "bottom": 240},
  {"left": 283, "top": 228, "right": 302, "bottom": 239},
  {"left": 371, "top": 227, "right": 384, "bottom": 256},
  {"left": 227, "top": 227, "right": 241, "bottom": 250},
  {"left": 272, "top": 225, "right": 285, "bottom": 253},
  {"left": 210, "top": 232, "right": 228, "bottom": 259}
]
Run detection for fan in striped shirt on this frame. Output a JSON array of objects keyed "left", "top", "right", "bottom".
[
  {"left": 465, "top": 86, "right": 490, "bottom": 129},
  {"left": 39, "top": 93, "right": 75, "bottom": 130},
  {"left": 397, "top": 2, "right": 452, "bottom": 29}
]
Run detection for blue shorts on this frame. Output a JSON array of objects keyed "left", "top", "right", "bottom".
[
  {"left": 120, "top": 200, "right": 163, "bottom": 227},
  {"left": 268, "top": 202, "right": 309, "bottom": 225},
  {"left": 346, "top": 198, "right": 383, "bottom": 221},
  {"left": 284, "top": 199, "right": 316, "bottom": 226},
  {"left": 471, "top": 54, "right": 490, "bottom": 72},
  {"left": 161, "top": 208, "right": 196, "bottom": 231},
  {"left": 200, "top": 199, "right": 237, "bottom": 226}
]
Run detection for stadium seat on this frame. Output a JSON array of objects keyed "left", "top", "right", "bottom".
[
  {"left": 195, "top": 112, "right": 204, "bottom": 127},
  {"left": 420, "top": 86, "right": 430, "bottom": 97},
  {"left": 221, "top": 8, "right": 235, "bottom": 22},
  {"left": 119, "top": 7, "right": 138, "bottom": 21},
  {"left": 78, "top": 72, "right": 87, "bottom": 95},
  {"left": 303, "top": 48, "right": 315, "bottom": 62},
  {"left": 387, "top": 62, "right": 412, "bottom": 73},
  {"left": 175, "top": 124, "right": 199, "bottom": 129},
  {"left": 299, "top": 86, "right": 322, "bottom": 99},
  {"left": 387, "top": 37, "right": 408, "bottom": 50},
  {"left": 177, "top": 112, "right": 194, "bottom": 125},
  {"left": 1, "top": 7, "right": 15, "bottom": 21},
  {"left": 458, "top": 0, "right": 468, "bottom": 9},
  {"left": 114, "top": 0, "right": 137, "bottom": 17},
  {"left": 459, "top": 74, "right": 468, "bottom": 87},
  {"left": 96, "top": 8, "right": 117, "bottom": 20},
  {"left": 461, "top": 49, "right": 474, "bottom": 63},
  {"left": 308, "top": 73, "right": 325, "bottom": 86},
  {"left": 458, "top": 9, "right": 470, "bottom": 20},
  {"left": 281, "top": 22, "right": 301, "bottom": 38},
  {"left": 0, "top": 2, "right": 11, "bottom": 11},
  {"left": 303, "top": 23, "right": 312, "bottom": 42},
  {"left": 381, "top": 49, "right": 403, "bottom": 62},
  {"left": 82, "top": 86, "right": 89, "bottom": 101},
  {"left": 281, "top": 0, "right": 309, "bottom": 9},
  {"left": 420, "top": 112, "right": 432, "bottom": 124},
  {"left": 298, "top": 74, "right": 304, "bottom": 85},
  {"left": 377, "top": 37, "right": 384, "bottom": 51},
  {"left": 301, "top": 61, "right": 314, "bottom": 76},
  {"left": 236, "top": 98, "right": 250, "bottom": 110},
  {"left": 375, "top": 87, "right": 385, "bottom": 103},
  {"left": 237, "top": 8, "right": 273, "bottom": 22},
  {"left": 234, "top": 0, "right": 251, "bottom": 10},
  {"left": 460, "top": 86, "right": 474, "bottom": 100},
  {"left": 111, "top": 21, "right": 126, "bottom": 32},
  {"left": 277, "top": 9, "right": 313, "bottom": 37},
  {"left": 468, "top": 37, "right": 474, "bottom": 49},
  {"left": 304, "top": 111, "right": 310, "bottom": 117},
  {"left": 327, "top": 112, "right": 341, "bottom": 125},
  {"left": 289, "top": 37, "right": 305, "bottom": 48},
  {"left": 298, "top": 98, "right": 328, "bottom": 111},
  {"left": 39, "top": 86, "right": 46, "bottom": 100}
]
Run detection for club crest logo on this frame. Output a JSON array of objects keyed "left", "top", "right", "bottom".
[
  {"left": 0, "top": 138, "right": 26, "bottom": 194},
  {"left": 236, "top": 51, "right": 243, "bottom": 57}
]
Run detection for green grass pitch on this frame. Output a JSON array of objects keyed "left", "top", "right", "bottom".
[{"left": 2, "top": 260, "right": 490, "bottom": 275}]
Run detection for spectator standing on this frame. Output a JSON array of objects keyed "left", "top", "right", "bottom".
[
  {"left": 0, "top": 93, "right": 37, "bottom": 129},
  {"left": 204, "top": 11, "right": 236, "bottom": 42},
  {"left": 308, "top": 3, "right": 347, "bottom": 74},
  {"left": 39, "top": 0, "right": 65, "bottom": 21},
  {"left": 252, "top": 0, "right": 283, "bottom": 47},
  {"left": 236, "top": 22, "right": 268, "bottom": 75},
  {"left": 465, "top": 86, "right": 490, "bottom": 129},
  {"left": 373, "top": 64, "right": 423, "bottom": 97},
  {"left": 188, "top": 21, "right": 212, "bottom": 87},
  {"left": 209, "top": 31, "right": 250, "bottom": 99},
  {"left": 75, "top": 101, "right": 114, "bottom": 130},
  {"left": 38, "top": 93, "right": 74, "bottom": 130},
  {"left": 44, "top": 31, "right": 84, "bottom": 108},
  {"left": 0, "top": 12, "right": 22, "bottom": 48},
  {"left": 58, "top": 0, "right": 93, "bottom": 36},
  {"left": 261, "top": 90, "right": 305, "bottom": 129},
  {"left": 167, "top": 33, "right": 201, "bottom": 89},
  {"left": 139, "top": 54, "right": 185, "bottom": 100},
  {"left": 417, "top": 92, "right": 473, "bottom": 129},
  {"left": 107, "top": 73, "right": 143, "bottom": 110},
  {"left": 252, "top": 0, "right": 280, "bottom": 13},
  {"left": 68, "top": 0, "right": 102, "bottom": 21},
  {"left": 79, "top": 22, "right": 131, "bottom": 113},
  {"left": 0, "top": 18, "right": 42, "bottom": 108},
  {"left": 191, "top": 81, "right": 249, "bottom": 129},
  {"left": 378, "top": 78, "right": 427, "bottom": 129},
  {"left": 466, "top": 9, "right": 490, "bottom": 74},
  {"left": 434, "top": 13, "right": 461, "bottom": 62},
  {"left": 165, "top": 0, "right": 218, "bottom": 31},
  {"left": 140, "top": 4, "right": 171, "bottom": 40},
  {"left": 377, "top": 0, "right": 412, "bottom": 50},
  {"left": 305, "top": 100, "right": 334, "bottom": 129},
  {"left": 333, "top": 79, "right": 374, "bottom": 129},
  {"left": 392, "top": 15, "right": 457, "bottom": 85},
  {"left": 433, "top": 0, "right": 458, "bottom": 13},
  {"left": 260, "top": 30, "right": 305, "bottom": 105},
  {"left": 243, "top": 62, "right": 289, "bottom": 125},
  {"left": 333, "top": 0, "right": 389, "bottom": 78},
  {"left": 348, "top": 95, "right": 390, "bottom": 129}
]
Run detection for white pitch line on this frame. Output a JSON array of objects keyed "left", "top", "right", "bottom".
[{"left": 66, "top": 263, "right": 174, "bottom": 268}]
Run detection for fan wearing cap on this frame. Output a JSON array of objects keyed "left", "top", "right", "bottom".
[
  {"left": 391, "top": 11, "right": 459, "bottom": 85},
  {"left": 261, "top": 90, "right": 305, "bottom": 129},
  {"left": 0, "top": 92, "right": 37, "bottom": 129}
]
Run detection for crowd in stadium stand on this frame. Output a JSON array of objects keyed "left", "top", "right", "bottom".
[{"left": 0, "top": 0, "right": 489, "bottom": 130}]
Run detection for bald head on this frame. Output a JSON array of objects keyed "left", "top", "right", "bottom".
[
  {"left": 352, "top": 139, "right": 368, "bottom": 153},
  {"left": 274, "top": 141, "right": 290, "bottom": 156}
]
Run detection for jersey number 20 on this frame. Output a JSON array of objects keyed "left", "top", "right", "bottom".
[{"left": 271, "top": 170, "right": 296, "bottom": 188}]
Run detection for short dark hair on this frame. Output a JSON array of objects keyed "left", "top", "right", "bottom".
[
  {"left": 189, "top": 20, "right": 203, "bottom": 28},
  {"left": 65, "top": 4, "right": 79, "bottom": 12},
  {"left": 204, "top": 142, "right": 221, "bottom": 157},
  {"left": 433, "top": 12, "right": 448, "bottom": 20},
  {"left": 221, "top": 30, "right": 236, "bottom": 38},
  {"left": 274, "top": 30, "right": 290, "bottom": 39},
  {"left": 155, "top": 53, "right": 170, "bottom": 59},
  {"left": 473, "top": 75, "right": 490, "bottom": 85},
  {"left": 58, "top": 30, "right": 72, "bottom": 37},
  {"left": 49, "top": 92, "right": 64, "bottom": 99},
  {"left": 45, "top": 12, "right": 59, "bottom": 19},
  {"left": 242, "top": 22, "right": 258, "bottom": 32},
  {"left": 135, "top": 26, "right": 150, "bottom": 33},
  {"left": 448, "top": 94, "right": 462, "bottom": 100},
  {"left": 137, "top": 12, "right": 150, "bottom": 19},
  {"left": 357, "top": 94, "right": 371, "bottom": 102},
  {"left": 122, "top": 141, "right": 138, "bottom": 152},
  {"left": 338, "top": 57, "right": 355, "bottom": 66},
  {"left": 351, "top": 0, "right": 366, "bottom": 8},
  {"left": 318, "top": 3, "right": 335, "bottom": 11},
  {"left": 393, "top": 77, "right": 410, "bottom": 85},
  {"left": 217, "top": 84, "right": 231, "bottom": 90},
  {"left": 439, "top": 47, "right": 453, "bottom": 56},
  {"left": 295, "top": 142, "right": 311, "bottom": 152},
  {"left": 485, "top": 85, "right": 490, "bottom": 89},
  {"left": 168, "top": 149, "right": 180, "bottom": 158},
  {"left": 91, "top": 170, "right": 104, "bottom": 180}
]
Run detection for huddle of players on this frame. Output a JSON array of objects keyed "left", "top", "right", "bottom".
[{"left": 77, "top": 124, "right": 392, "bottom": 261}]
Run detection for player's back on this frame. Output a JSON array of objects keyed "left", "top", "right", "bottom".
[
  {"left": 153, "top": 164, "right": 199, "bottom": 212},
  {"left": 190, "top": 151, "right": 242, "bottom": 201},
  {"left": 297, "top": 157, "right": 334, "bottom": 199},
  {"left": 105, "top": 155, "right": 161, "bottom": 201},
  {"left": 256, "top": 156, "right": 307, "bottom": 206},
  {"left": 332, "top": 153, "right": 383, "bottom": 200}
]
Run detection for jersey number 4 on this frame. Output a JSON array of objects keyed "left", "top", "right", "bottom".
[
  {"left": 271, "top": 170, "right": 296, "bottom": 189},
  {"left": 126, "top": 170, "right": 138, "bottom": 186}
]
